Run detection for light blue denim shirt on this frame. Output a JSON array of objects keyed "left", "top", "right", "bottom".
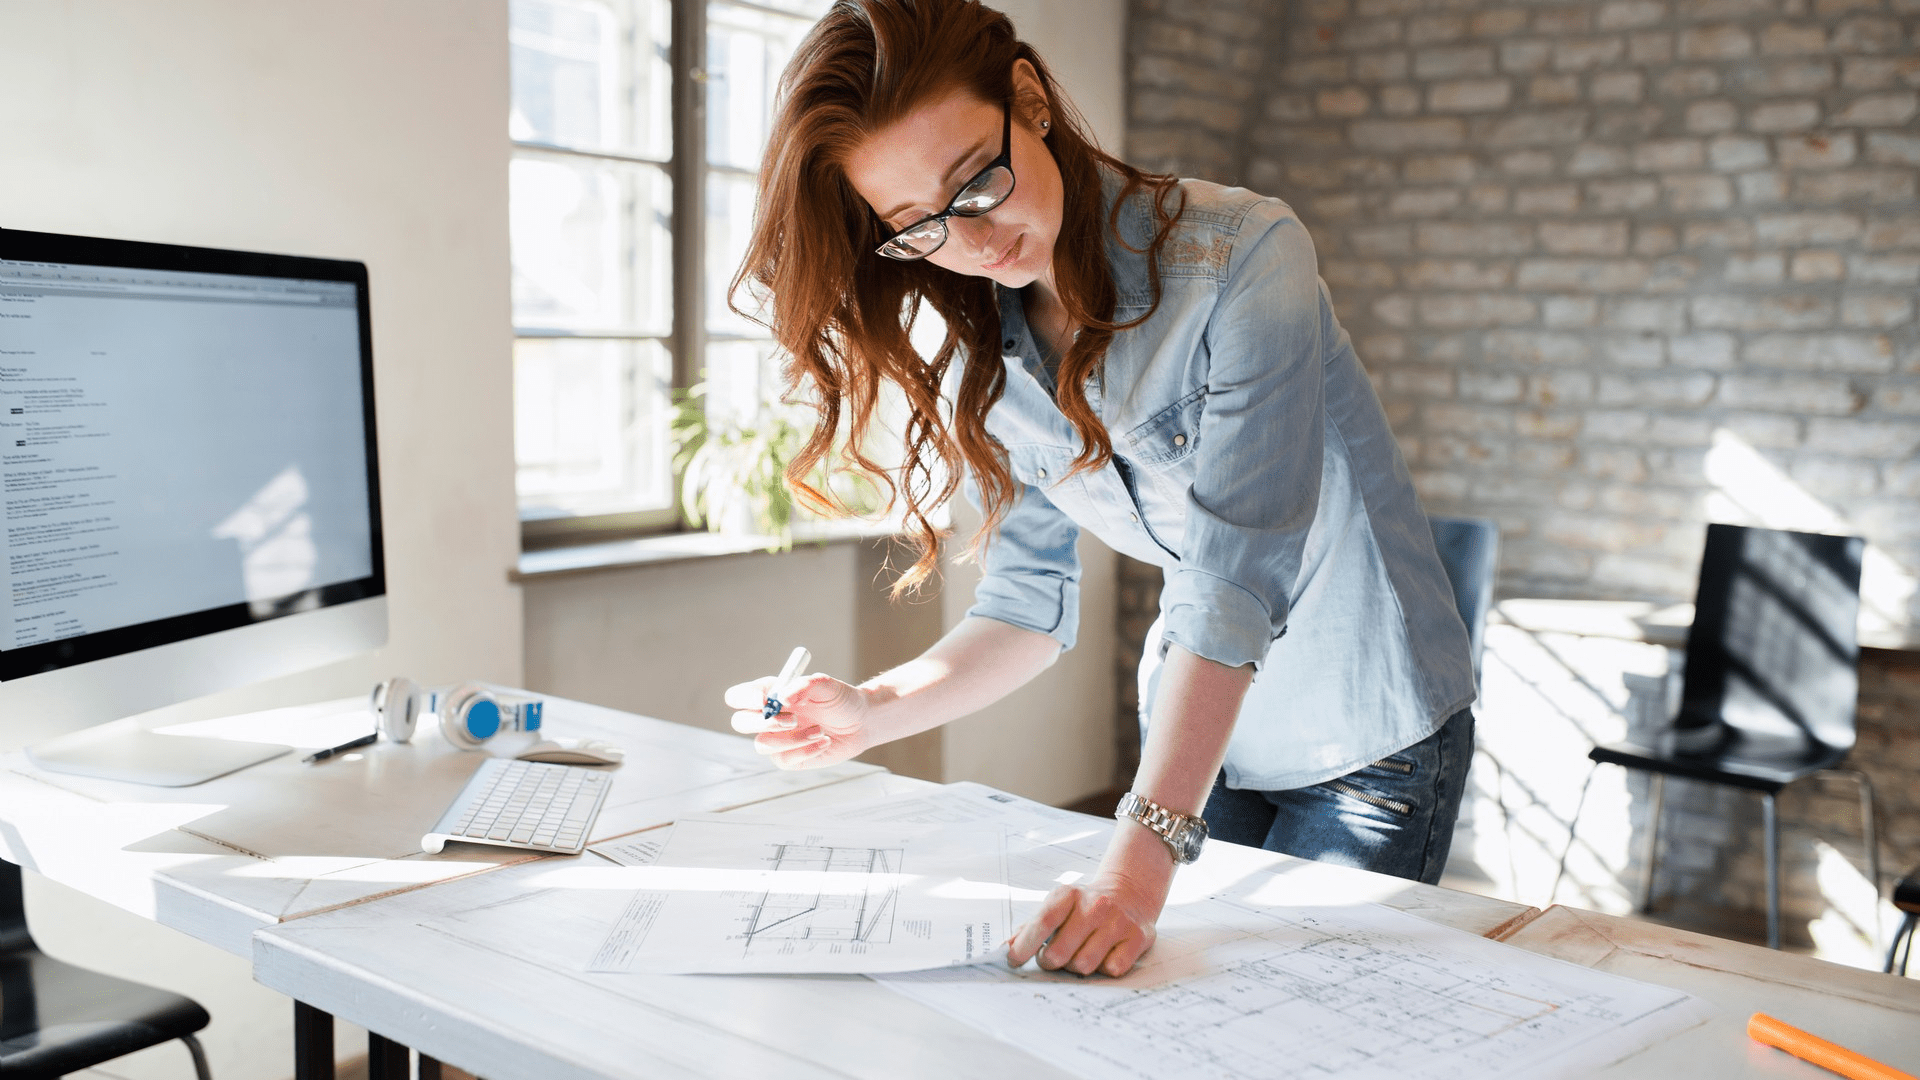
[{"left": 962, "top": 173, "right": 1477, "bottom": 791}]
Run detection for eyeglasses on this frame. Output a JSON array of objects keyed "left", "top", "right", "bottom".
[{"left": 874, "top": 101, "right": 1017, "bottom": 262}]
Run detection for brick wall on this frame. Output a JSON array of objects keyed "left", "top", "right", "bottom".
[
  {"left": 1114, "top": 0, "right": 1920, "bottom": 949},
  {"left": 1129, "top": 0, "right": 1285, "bottom": 184},
  {"left": 1248, "top": 0, "right": 1919, "bottom": 628}
]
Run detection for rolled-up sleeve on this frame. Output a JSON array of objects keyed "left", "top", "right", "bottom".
[
  {"left": 963, "top": 470, "right": 1082, "bottom": 651},
  {"left": 1158, "top": 204, "right": 1325, "bottom": 671}
]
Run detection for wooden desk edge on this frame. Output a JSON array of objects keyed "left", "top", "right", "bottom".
[{"left": 1512, "top": 904, "right": 1920, "bottom": 1011}]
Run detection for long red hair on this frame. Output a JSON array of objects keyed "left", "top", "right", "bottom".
[{"left": 735, "top": 0, "right": 1182, "bottom": 594}]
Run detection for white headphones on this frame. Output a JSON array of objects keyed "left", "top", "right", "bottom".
[
  {"left": 370, "top": 676, "right": 425, "bottom": 742},
  {"left": 370, "top": 678, "right": 545, "bottom": 749}
]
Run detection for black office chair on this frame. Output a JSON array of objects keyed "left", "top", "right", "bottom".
[
  {"left": 1586, "top": 524, "right": 1878, "bottom": 950},
  {"left": 0, "top": 859, "right": 213, "bottom": 1079},
  {"left": 1428, "top": 515, "right": 1500, "bottom": 682}
]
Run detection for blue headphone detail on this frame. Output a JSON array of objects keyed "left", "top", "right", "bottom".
[
  {"left": 371, "top": 678, "right": 544, "bottom": 750},
  {"left": 437, "top": 683, "right": 544, "bottom": 750}
]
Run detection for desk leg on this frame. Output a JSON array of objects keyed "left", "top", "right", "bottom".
[
  {"left": 294, "top": 1001, "right": 335, "bottom": 1080},
  {"left": 367, "top": 1032, "right": 411, "bottom": 1080},
  {"left": 418, "top": 1054, "right": 444, "bottom": 1080}
]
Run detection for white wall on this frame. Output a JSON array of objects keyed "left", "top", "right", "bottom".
[
  {"left": 1002, "top": 0, "right": 1127, "bottom": 148},
  {"left": 0, "top": 2, "right": 521, "bottom": 1076},
  {"left": 523, "top": 0, "right": 1130, "bottom": 807}
]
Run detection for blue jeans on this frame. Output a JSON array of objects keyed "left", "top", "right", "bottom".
[{"left": 1201, "top": 709, "right": 1475, "bottom": 886}]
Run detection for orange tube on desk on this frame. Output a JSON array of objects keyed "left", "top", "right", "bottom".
[{"left": 1747, "top": 1013, "right": 1917, "bottom": 1080}]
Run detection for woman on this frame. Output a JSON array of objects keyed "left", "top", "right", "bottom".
[{"left": 723, "top": 0, "right": 1477, "bottom": 979}]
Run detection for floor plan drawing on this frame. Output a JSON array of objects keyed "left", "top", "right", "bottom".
[
  {"left": 739, "top": 842, "right": 903, "bottom": 951},
  {"left": 883, "top": 900, "right": 1710, "bottom": 1080}
]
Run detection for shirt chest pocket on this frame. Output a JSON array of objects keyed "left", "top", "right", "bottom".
[{"left": 1122, "top": 385, "right": 1207, "bottom": 468}]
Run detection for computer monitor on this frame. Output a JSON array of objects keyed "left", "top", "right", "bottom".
[{"left": 0, "top": 227, "right": 386, "bottom": 786}]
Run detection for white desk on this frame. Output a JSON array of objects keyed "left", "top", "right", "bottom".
[
  {"left": 0, "top": 693, "right": 878, "bottom": 957},
  {"left": 13, "top": 698, "right": 1918, "bottom": 1080},
  {"left": 252, "top": 771, "right": 1542, "bottom": 1080},
  {"left": 251, "top": 769, "right": 1920, "bottom": 1080}
]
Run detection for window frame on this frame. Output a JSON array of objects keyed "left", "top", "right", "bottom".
[{"left": 514, "top": 0, "right": 821, "bottom": 550}]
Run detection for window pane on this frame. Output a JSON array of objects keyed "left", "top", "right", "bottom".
[
  {"left": 511, "top": 153, "right": 672, "bottom": 335},
  {"left": 706, "top": 171, "right": 766, "bottom": 336},
  {"left": 703, "top": 337, "right": 784, "bottom": 433},
  {"left": 509, "top": 0, "right": 671, "bottom": 160},
  {"left": 705, "top": 1, "right": 830, "bottom": 172},
  {"left": 515, "top": 338, "right": 673, "bottom": 518}
]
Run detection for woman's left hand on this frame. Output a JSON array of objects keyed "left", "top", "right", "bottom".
[{"left": 1005, "top": 826, "right": 1175, "bottom": 977}]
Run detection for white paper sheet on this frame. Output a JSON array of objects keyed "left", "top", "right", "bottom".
[
  {"left": 586, "top": 815, "right": 1012, "bottom": 974},
  {"left": 588, "top": 834, "right": 665, "bottom": 867},
  {"left": 882, "top": 899, "right": 1711, "bottom": 1080}
]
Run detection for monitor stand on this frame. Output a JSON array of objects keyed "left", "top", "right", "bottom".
[{"left": 26, "top": 725, "right": 290, "bottom": 787}]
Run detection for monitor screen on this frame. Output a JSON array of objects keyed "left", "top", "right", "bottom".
[{"left": 0, "top": 230, "right": 384, "bottom": 686}]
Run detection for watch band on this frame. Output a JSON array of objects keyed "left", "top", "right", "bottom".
[{"left": 1115, "top": 791, "right": 1208, "bottom": 864}]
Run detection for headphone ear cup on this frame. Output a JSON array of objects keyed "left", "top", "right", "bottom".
[
  {"left": 438, "top": 683, "right": 501, "bottom": 750},
  {"left": 371, "top": 677, "right": 422, "bottom": 743}
]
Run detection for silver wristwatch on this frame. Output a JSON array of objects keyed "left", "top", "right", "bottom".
[{"left": 1115, "top": 791, "right": 1208, "bottom": 865}]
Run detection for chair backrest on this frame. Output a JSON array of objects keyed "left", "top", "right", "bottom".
[
  {"left": 1680, "top": 523, "right": 1864, "bottom": 752},
  {"left": 0, "top": 859, "right": 34, "bottom": 955},
  {"left": 1428, "top": 515, "right": 1500, "bottom": 684}
]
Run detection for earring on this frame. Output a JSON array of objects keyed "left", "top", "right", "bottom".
[{"left": 1040, "top": 119, "right": 1051, "bottom": 131}]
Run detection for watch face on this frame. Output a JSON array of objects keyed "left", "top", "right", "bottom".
[{"left": 1176, "top": 818, "right": 1208, "bottom": 862}]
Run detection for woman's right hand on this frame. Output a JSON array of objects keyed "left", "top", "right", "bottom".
[{"left": 724, "top": 672, "right": 875, "bottom": 769}]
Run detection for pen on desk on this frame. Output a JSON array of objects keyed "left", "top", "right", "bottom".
[
  {"left": 762, "top": 646, "right": 812, "bottom": 721},
  {"left": 301, "top": 732, "right": 378, "bottom": 765},
  {"left": 1748, "top": 1012, "right": 1915, "bottom": 1080}
]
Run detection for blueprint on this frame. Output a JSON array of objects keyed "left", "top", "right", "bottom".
[
  {"left": 882, "top": 899, "right": 1710, "bottom": 1080},
  {"left": 586, "top": 815, "right": 1012, "bottom": 974}
]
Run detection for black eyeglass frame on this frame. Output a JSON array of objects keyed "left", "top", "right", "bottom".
[{"left": 873, "top": 101, "right": 1016, "bottom": 262}]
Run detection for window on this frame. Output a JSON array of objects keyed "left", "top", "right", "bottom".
[{"left": 509, "top": 0, "right": 829, "bottom": 542}]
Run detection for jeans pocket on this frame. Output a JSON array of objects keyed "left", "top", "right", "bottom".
[
  {"left": 1326, "top": 778, "right": 1415, "bottom": 818},
  {"left": 1366, "top": 754, "right": 1418, "bottom": 778}
]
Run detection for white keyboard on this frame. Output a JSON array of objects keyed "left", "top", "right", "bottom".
[{"left": 421, "top": 757, "right": 612, "bottom": 855}]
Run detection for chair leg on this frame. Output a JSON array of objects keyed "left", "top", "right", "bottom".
[
  {"left": 1887, "top": 912, "right": 1916, "bottom": 976},
  {"left": 1639, "top": 773, "right": 1666, "bottom": 913},
  {"left": 1764, "top": 793, "right": 1781, "bottom": 950},
  {"left": 1855, "top": 771, "right": 1880, "bottom": 949},
  {"left": 180, "top": 1033, "right": 212, "bottom": 1080}
]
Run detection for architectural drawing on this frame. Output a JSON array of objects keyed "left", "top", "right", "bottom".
[
  {"left": 738, "top": 843, "right": 902, "bottom": 951},
  {"left": 586, "top": 816, "right": 1010, "bottom": 974},
  {"left": 884, "top": 901, "right": 1709, "bottom": 1080}
]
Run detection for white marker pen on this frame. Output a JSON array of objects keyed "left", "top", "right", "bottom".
[{"left": 761, "top": 646, "right": 812, "bottom": 721}]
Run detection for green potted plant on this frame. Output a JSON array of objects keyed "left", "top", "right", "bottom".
[{"left": 670, "top": 386, "right": 881, "bottom": 551}]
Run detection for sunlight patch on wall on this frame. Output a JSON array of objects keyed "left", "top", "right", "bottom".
[{"left": 1703, "top": 428, "right": 1916, "bottom": 644}]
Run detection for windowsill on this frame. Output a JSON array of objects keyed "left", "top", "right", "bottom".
[{"left": 513, "top": 517, "right": 906, "bottom": 582}]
